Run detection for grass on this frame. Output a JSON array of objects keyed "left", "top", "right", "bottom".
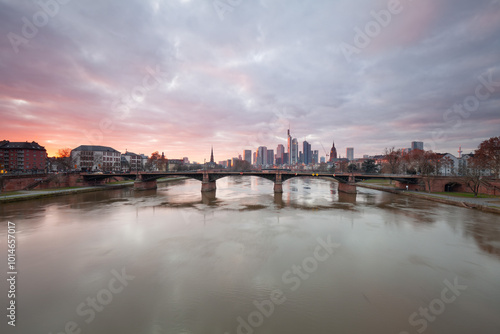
[
  {"left": 108, "top": 180, "right": 134, "bottom": 184},
  {"left": 0, "top": 191, "right": 23, "bottom": 197},
  {"left": 432, "top": 192, "right": 499, "bottom": 199},
  {"left": 360, "top": 179, "right": 394, "bottom": 185},
  {"left": 38, "top": 186, "right": 85, "bottom": 191}
]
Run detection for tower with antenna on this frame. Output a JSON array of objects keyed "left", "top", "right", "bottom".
[
  {"left": 287, "top": 126, "right": 292, "bottom": 165},
  {"left": 458, "top": 145, "right": 462, "bottom": 158}
]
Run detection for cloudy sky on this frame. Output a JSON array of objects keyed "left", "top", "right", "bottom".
[{"left": 1, "top": 0, "right": 499, "bottom": 162}]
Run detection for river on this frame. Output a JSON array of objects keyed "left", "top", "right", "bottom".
[{"left": 1, "top": 177, "right": 500, "bottom": 334}]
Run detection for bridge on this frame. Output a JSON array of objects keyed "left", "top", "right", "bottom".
[{"left": 81, "top": 171, "right": 422, "bottom": 194}]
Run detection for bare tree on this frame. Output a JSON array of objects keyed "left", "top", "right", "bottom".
[
  {"left": 383, "top": 147, "right": 402, "bottom": 174},
  {"left": 230, "top": 159, "right": 254, "bottom": 171},
  {"left": 461, "top": 156, "right": 485, "bottom": 197},
  {"left": 475, "top": 136, "right": 500, "bottom": 178},
  {"left": 147, "top": 152, "right": 167, "bottom": 171},
  {"left": 56, "top": 148, "right": 75, "bottom": 171}
]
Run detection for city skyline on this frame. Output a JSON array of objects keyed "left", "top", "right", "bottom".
[{"left": 1, "top": 1, "right": 499, "bottom": 163}]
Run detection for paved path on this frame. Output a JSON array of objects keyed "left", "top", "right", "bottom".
[
  {"left": 358, "top": 183, "right": 500, "bottom": 212},
  {"left": 0, "top": 185, "right": 120, "bottom": 202},
  {"left": 0, "top": 178, "right": 185, "bottom": 203}
]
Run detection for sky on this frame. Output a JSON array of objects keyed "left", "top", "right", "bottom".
[{"left": 1, "top": 0, "right": 499, "bottom": 163}]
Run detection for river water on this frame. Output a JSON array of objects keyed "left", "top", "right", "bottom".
[{"left": 1, "top": 177, "right": 500, "bottom": 334}]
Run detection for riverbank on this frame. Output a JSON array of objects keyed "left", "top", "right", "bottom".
[
  {"left": 358, "top": 182, "right": 500, "bottom": 214},
  {"left": 0, "top": 177, "right": 187, "bottom": 203}
]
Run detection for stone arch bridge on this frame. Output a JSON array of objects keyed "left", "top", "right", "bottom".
[{"left": 81, "top": 171, "right": 423, "bottom": 194}]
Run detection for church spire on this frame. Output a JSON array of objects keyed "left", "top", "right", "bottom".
[
  {"left": 210, "top": 146, "right": 214, "bottom": 163},
  {"left": 329, "top": 140, "right": 337, "bottom": 162}
]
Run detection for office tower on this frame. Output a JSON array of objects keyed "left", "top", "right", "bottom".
[
  {"left": 244, "top": 150, "right": 252, "bottom": 164},
  {"left": 257, "top": 146, "right": 268, "bottom": 166},
  {"left": 283, "top": 153, "right": 289, "bottom": 165},
  {"left": 292, "top": 138, "right": 298, "bottom": 164},
  {"left": 267, "top": 149, "right": 274, "bottom": 166},
  {"left": 276, "top": 144, "right": 284, "bottom": 162},
  {"left": 303, "top": 140, "right": 312, "bottom": 165},
  {"left": 320, "top": 156, "right": 326, "bottom": 163},
  {"left": 411, "top": 141, "right": 424, "bottom": 150},
  {"left": 346, "top": 147, "right": 354, "bottom": 161},
  {"left": 287, "top": 128, "right": 292, "bottom": 164},
  {"left": 312, "top": 150, "right": 319, "bottom": 164}
]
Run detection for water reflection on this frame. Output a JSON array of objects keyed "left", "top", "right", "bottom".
[
  {"left": 338, "top": 191, "right": 357, "bottom": 204},
  {"left": 1, "top": 177, "right": 500, "bottom": 334}
]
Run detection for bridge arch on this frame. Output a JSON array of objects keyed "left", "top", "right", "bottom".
[{"left": 444, "top": 182, "right": 464, "bottom": 193}]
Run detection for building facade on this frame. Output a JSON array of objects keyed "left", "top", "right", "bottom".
[
  {"left": 122, "top": 151, "right": 143, "bottom": 171},
  {"left": 303, "top": 141, "right": 312, "bottom": 165},
  {"left": 411, "top": 141, "right": 424, "bottom": 150},
  {"left": 312, "top": 150, "right": 319, "bottom": 164},
  {"left": 291, "top": 138, "right": 298, "bottom": 164},
  {"left": 276, "top": 144, "right": 285, "bottom": 165},
  {"left": 71, "top": 145, "right": 121, "bottom": 172},
  {"left": 267, "top": 149, "right": 274, "bottom": 166},
  {"left": 287, "top": 129, "right": 292, "bottom": 164},
  {"left": 346, "top": 147, "right": 354, "bottom": 161},
  {"left": 0, "top": 141, "right": 47, "bottom": 172},
  {"left": 244, "top": 150, "right": 252, "bottom": 164},
  {"left": 257, "top": 146, "right": 268, "bottom": 166}
]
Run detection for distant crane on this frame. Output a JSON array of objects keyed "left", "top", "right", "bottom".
[{"left": 320, "top": 143, "right": 329, "bottom": 161}]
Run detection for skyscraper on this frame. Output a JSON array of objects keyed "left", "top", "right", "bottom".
[
  {"left": 312, "top": 150, "right": 319, "bottom": 164},
  {"left": 346, "top": 147, "right": 354, "bottom": 161},
  {"left": 276, "top": 144, "right": 285, "bottom": 164},
  {"left": 267, "top": 149, "right": 274, "bottom": 166},
  {"left": 292, "top": 138, "right": 298, "bottom": 164},
  {"left": 328, "top": 141, "right": 337, "bottom": 162},
  {"left": 244, "top": 150, "right": 252, "bottom": 164},
  {"left": 257, "top": 146, "right": 267, "bottom": 166},
  {"left": 303, "top": 140, "right": 312, "bottom": 165},
  {"left": 411, "top": 141, "right": 424, "bottom": 150},
  {"left": 287, "top": 128, "right": 292, "bottom": 165}
]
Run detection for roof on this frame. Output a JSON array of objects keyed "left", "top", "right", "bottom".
[
  {"left": 0, "top": 140, "right": 45, "bottom": 150},
  {"left": 123, "top": 151, "right": 139, "bottom": 156},
  {"left": 72, "top": 145, "right": 120, "bottom": 153}
]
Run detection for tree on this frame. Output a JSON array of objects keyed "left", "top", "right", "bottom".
[
  {"left": 420, "top": 151, "right": 438, "bottom": 192},
  {"left": 461, "top": 156, "right": 485, "bottom": 197},
  {"left": 475, "top": 136, "right": 500, "bottom": 178},
  {"left": 383, "top": 147, "right": 402, "bottom": 174},
  {"left": 146, "top": 151, "right": 167, "bottom": 171},
  {"left": 338, "top": 160, "right": 348, "bottom": 173},
  {"left": 318, "top": 162, "right": 328, "bottom": 172},
  {"left": 347, "top": 163, "right": 357, "bottom": 173},
  {"left": 362, "top": 159, "right": 378, "bottom": 173},
  {"left": 56, "top": 148, "right": 74, "bottom": 171},
  {"left": 230, "top": 159, "right": 253, "bottom": 171}
]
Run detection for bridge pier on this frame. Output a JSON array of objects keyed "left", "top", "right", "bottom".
[
  {"left": 338, "top": 182, "right": 356, "bottom": 194},
  {"left": 201, "top": 172, "right": 216, "bottom": 192},
  {"left": 134, "top": 174, "right": 157, "bottom": 191},
  {"left": 338, "top": 176, "right": 356, "bottom": 194},
  {"left": 274, "top": 173, "right": 283, "bottom": 193}
]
